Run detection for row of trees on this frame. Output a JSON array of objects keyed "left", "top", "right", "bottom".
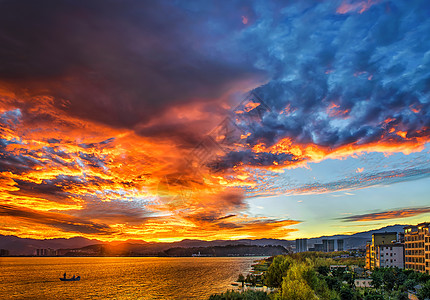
[
  {"left": 263, "top": 253, "right": 430, "bottom": 300},
  {"left": 209, "top": 252, "right": 430, "bottom": 299},
  {"left": 369, "top": 267, "right": 430, "bottom": 299},
  {"left": 208, "top": 290, "right": 270, "bottom": 300}
]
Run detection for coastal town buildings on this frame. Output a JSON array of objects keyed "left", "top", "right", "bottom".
[{"left": 35, "top": 248, "right": 57, "bottom": 256}]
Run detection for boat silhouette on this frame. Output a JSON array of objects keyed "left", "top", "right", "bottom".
[{"left": 60, "top": 273, "right": 80, "bottom": 281}]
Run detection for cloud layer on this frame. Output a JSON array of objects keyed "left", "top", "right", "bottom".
[
  {"left": 341, "top": 206, "right": 430, "bottom": 222},
  {"left": 0, "top": 0, "right": 429, "bottom": 240}
]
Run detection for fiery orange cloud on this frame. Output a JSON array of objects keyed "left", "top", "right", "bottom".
[
  {"left": 327, "top": 102, "right": 350, "bottom": 118},
  {"left": 246, "top": 132, "right": 429, "bottom": 173},
  {"left": 410, "top": 105, "right": 421, "bottom": 114},
  {"left": 0, "top": 87, "right": 302, "bottom": 241},
  {"left": 0, "top": 204, "right": 115, "bottom": 236},
  {"left": 336, "top": 0, "right": 378, "bottom": 14},
  {"left": 397, "top": 131, "right": 407, "bottom": 139},
  {"left": 0, "top": 203, "right": 300, "bottom": 241},
  {"left": 340, "top": 207, "right": 430, "bottom": 222}
]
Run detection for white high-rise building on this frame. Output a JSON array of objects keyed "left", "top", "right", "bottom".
[{"left": 375, "top": 244, "right": 404, "bottom": 269}]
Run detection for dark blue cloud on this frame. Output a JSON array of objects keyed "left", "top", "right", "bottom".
[
  {"left": 202, "top": 0, "right": 430, "bottom": 171},
  {"left": 209, "top": 149, "right": 301, "bottom": 172},
  {"left": 0, "top": 109, "right": 21, "bottom": 128},
  {"left": 47, "top": 138, "right": 61, "bottom": 144},
  {"left": 78, "top": 138, "right": 115, "bottom": 149},
  {"left": 9, "top": 175, "right": 113, "bottom": 201},
  {"left": 242, "top": 0, "right": 430, "bottom": 149}
]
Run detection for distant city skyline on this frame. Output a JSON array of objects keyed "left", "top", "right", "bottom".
[{"left": 0, "top": 0, "right": 429, "bottom": 241}]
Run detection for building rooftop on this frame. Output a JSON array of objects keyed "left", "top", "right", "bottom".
[
  {"left": 372, "top": 232, "right": 398, "bottom": 236},
  {"left": 404, "top": 223, "right": 430, "bottom": 233}
]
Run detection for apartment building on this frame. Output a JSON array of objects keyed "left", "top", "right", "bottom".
[
  {"left": 365, "top": 232, "right": 400, "bottom": 270},
  {"left": 365, "top": 242, "right": 371, "bottom": 269},
  {"left": 375, "top": 244, "right": 404, "bottom": 269},
  {"left": 404, "top": 223, "right": 430, "bottom": 274},
  {"left": 295, "top": 238, "right": 308, "bottom": 253},
  {"left": 309, "top": 239, "right": 344, "bottom": 252}
]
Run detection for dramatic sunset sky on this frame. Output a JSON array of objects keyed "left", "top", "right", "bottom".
[{"left": 1, "top": 0, "right": 430, "bottom": 242}]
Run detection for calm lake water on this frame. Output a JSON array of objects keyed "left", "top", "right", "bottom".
[{"left": 0, "top": 257, "right": 264, "bottom": 299}]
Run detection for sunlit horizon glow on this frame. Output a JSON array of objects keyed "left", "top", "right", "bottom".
[{"left": 1, "top": 0, "right": 430, "bottom": 242}]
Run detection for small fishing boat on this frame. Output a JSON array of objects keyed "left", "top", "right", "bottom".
[
  {"left": 60, "top": 276, "right": 80, "bottom": 281},
  {"left": 60, "top": 273, "right": 80, "bottom": 281}
]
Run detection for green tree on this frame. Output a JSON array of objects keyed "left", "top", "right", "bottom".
[
  {"left": 418, "top": 279, "right": 430, "bottom": 300},
  {"left": 301, "top": 263, "right": 332, "bottom": 300},
  {"left": 279, "top": 260, "right": 336, "bottom": 300},
  {"left": 363, "top": 292, "right": 383, "bottom": 300},
  {"left": 417, "top": 273, "right": 430, "bottom": 284},
  {"left": 324, "top": 275, "right": 342, "bottom": 292},
  {"left": 382, "top": 269, "right": 396, "bottom": 291},
  {"left": 340, "top": 285, "right": 355, "bottom": 300},
  {"left": 394, "top": 291, "right": 409, "bottom": 300},
  {"left": 404, "top": 279, "right": 416, "bottom": 291},
  {"left": 332, "top": 267, "right": 346, "bottom": 278},
  {"left": 264, "top": 256, "right": 292, "bottom": 288},
  {"left": 317, "top": 265, "right": 330, "bottom": 276},
  {"left": 396, "top": 272, "right": 407, "bottom": 289},
  {"left": 342, "top": 272, "right": 355, "bottom": 287},
  {"left": 281, "top": 278, "right": 317, "bottom": 300},
  {"left": 237, "top": 274, "right": 245, "bottom": 288},
  {"left": 279, "top": 262, "right": 318, "bottom": 300},
  {"left": 245, "top": 274, "right": 256, "bottom": 286},
  {"left": 371, "top": 270, "right": 383, "bottom": 289}
]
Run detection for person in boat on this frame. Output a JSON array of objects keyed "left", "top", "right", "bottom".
[
  {"left": 72, "top": 274, "right": 75, "bottom": 280},
  {"left": 63, "top": 272, "right": 66, "bottom": 279}
]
